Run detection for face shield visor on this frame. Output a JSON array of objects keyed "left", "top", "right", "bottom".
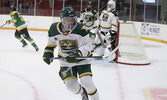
[{"left": 61, "top": 16, "right": 78, "bottom": 31}]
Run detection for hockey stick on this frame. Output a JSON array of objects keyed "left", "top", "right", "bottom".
[
  {"left": 52, "top": 42, "right": 121, "bottom": 60},
  {"left": 0, "top": 22, "right": 7, "bottom": 28}
]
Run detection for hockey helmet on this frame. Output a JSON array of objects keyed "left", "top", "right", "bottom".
[
  {"left": 87, "top": 1, "right": 92, "bottom": 11},
  {"left": 107, "top": 0, "right": 116, "bottom": 11},
  {"left": 60, "top": 7, "right": 77, "bottom": 31},
  {"left": 10, "top": 4, "right": 16, "bottom": 11},
  {"left": 87, "top": 1, "right": 92, "bottom": 5}
]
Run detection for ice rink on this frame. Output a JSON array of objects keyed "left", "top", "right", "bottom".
[{"left": 0, "top": 29, "right": 167, "bottom": 100}]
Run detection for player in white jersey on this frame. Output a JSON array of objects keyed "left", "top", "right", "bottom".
[
  {"left": 80, "top": 1, "right": 97, "bottom": 30},
  {"left": 93, "top": 0, "right": 118, "bottom": 62},
  {"left": 80, "top": 1, "right": 97, "bottom": 52},
  {"left": 42, "top": 7, "right": 99, "bottom": 100}
]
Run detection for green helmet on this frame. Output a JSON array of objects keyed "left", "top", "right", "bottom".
[
  {"left": 10, "top": 4, "right": 16, "bottom": 11},
  {"left": 87, "top": 1, "right": 92, "bottom": 5},
  {"left": 60, "top": 7, "right": 76, "bottom": 18},
  {"left": 60, "top": 7, "right": 77, "bottom": 31}
]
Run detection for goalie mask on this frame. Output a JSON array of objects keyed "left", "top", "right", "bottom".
[
  {"left": 107, "top": 0, "right": 116, "bottom": 11},
  {"left": 60, "top": 7, "right": 77, "bottom": 31}
]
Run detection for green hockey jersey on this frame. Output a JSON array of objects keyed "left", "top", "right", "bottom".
[{"left": 9, "top": 11, "right": 27, "bottom": 31}]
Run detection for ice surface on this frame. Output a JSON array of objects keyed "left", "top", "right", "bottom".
[{"left": 0, "top": 30, "right": 167, "bottom": 100}]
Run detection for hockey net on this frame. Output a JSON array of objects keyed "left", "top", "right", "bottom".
[{"left": 116, "top": 22, "right": 150, "bottom": 65}]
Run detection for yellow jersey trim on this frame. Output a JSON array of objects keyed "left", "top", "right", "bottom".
[
  {"left": 64, "top": 76, "right": 76, "bottom": 83},
  {"left": 10, "top": 11, "right": 17, "bottom": 16},
  {"left": 47, "top": 44, "right": 57, "bottom": 47},
  {"left": 17, "top": 25, "right": 27, "bottom": 31},
  {"left": 88, "top": 88, "right": 97, "bottom": 95},
  {"left": 44, "top": 49, "right": 53, "bottom": 53},
  {"left": 112, "top": 24, "right": 118, "bottom": 27},
  {"left": 85, "top": 22, "right": 94, "bottom": 27},
  {"left": 57, "top": 22, "right": 61, "bottom": 29},
  {"left": 100, "top": 25, "right": 112, "bottom": 29},
  {"left": 75, "top": 85, "right": 81, "bottom": 94},
  {"left": 79, "top": 72, "right": 92, "bottom": 78}
]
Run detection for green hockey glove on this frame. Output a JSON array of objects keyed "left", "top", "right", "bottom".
[
  {"left": 65, "top": 50, "right": 82, "bottom": 63},
  {"left": 42, "top": 47, "right": 54, "bottom": 65}
]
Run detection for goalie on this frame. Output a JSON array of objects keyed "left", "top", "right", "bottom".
[{"left": 93, "top": 0, "right": 118, "bottom": 62}]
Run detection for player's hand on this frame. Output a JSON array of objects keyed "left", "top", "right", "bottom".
[
  {"left": 6, "top": 20, "right": 12, "bottom": 24},
  {"left": 65, "top": 50, "right": 82, "bottom": 63},
  {"left": 80, "top": 20, "right": 83, "bottom": 25},
  {"left": 42, "top": 49, "right": 54, "bottom": 65}
]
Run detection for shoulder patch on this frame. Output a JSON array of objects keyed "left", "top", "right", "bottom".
[
  {"left": 71, "top": 23, "right": 89, "bottom": 37},
  {"left": 81, "top": 9, "right": 86, "bottom": 13},
  {"left": 81, "top": 26, "right": 87, "bottom": 31},
  {"left": 48, "top": 22, "right": 61, "bottom": 37},
  {"left": 10, "top": 11, "right": 17, "bottom": 16}
]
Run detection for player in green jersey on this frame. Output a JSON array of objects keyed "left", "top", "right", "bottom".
[
  {"left": 6, "top": 5, "right": 38, "bottom": 51},
  {"left": 43, "top": 7, "right": 100, "bottom": 100}
]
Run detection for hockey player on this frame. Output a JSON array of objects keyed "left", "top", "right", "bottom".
[
  {"left": 93, "top": 0, "right": 118, "bottom": 62},
  {"left": 42, "top": 7, "right": 99, "bottom": 100},
  {"left": 80, "top": 1, "right": 97, "bottom": 30},
  {"left": 6, "top": 5, "right": 38, "bottom": 51},
  {"left": 80, "top": 1, "right": 97, "bottom": 51}
]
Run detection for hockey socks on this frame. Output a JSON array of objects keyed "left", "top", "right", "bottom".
[
  {"left": 27, "top": 38, "right": 39, "bottom": 51},
  {"left": 21, "top": 39, "right": 28, "bottom": 47}
]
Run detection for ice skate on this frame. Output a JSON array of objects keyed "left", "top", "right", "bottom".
[
  {"left": 34, "top": 46, "right": 39, "bottom": 51},
  {"left": 22, "top": 42, "right": 28, "bottom": 48}
]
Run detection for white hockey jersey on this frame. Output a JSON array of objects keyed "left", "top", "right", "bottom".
[
  {"left": 80, "top": 8, "right": 97, "bottom": 30},
  {"left": 99, "top": 10, "right": 118, "bottom": 32},
  {"left": 47, "top": 22, "right": 92, "bottom": 67}
]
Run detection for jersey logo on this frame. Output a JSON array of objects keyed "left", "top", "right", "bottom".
[
  {"left": 60, "top": 40, "right": 78, "bottom": 53},
  {"left": 102, "top": 13, "right": 109, "bottom": 21},
  {"left": 85, "top": 15, "right": 92, "bottom": 22},
  {"left": 63, "top": 32, "right": 69, "bottom": 36}
]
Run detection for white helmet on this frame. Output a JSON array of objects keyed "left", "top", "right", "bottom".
[{"left": 107, "top": 0, "right": 116, "bottom": 11}]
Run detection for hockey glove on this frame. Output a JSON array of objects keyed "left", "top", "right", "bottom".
[
  {"left": 42, "top": 47, "right": 54, "bottom": 65},
  {"left": 65, "top": 50, "right": 82, "bottom": 63},
  {"left": 6, "top": 20, "right": 12, "bottom": 24},
  {"left": 80, "top": 20, "right": 84, "bottom": 25}
]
